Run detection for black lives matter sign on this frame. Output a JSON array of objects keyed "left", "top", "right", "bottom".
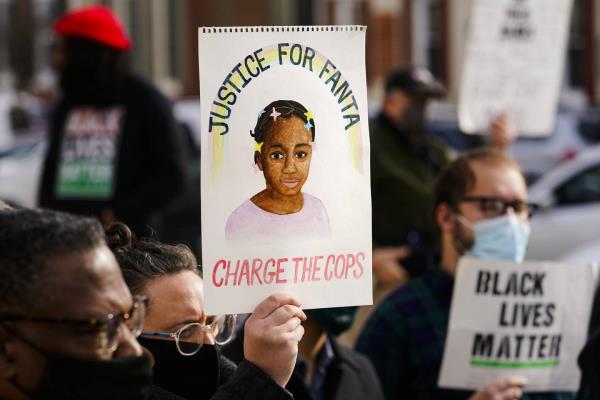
[
  {"left": 439, "top": 258, "right": 595, "bottom": 391},
  {"left": 471, "top": 270, "right": 561, "bottom": 367}
]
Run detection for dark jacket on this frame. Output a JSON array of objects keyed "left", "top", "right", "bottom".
[
  {"left": 370, "top": 112, "right": 450, "bottom": 250},
  {"left": 578, "top": 329, "right": 600, "bottom": 400},
  {"left": 289, "top": 339, "right": 384, "bottom": 400},
  {"left": 223, "top": 331, "right": 384, "bottom": 400},
  {"left": 577, "top": 285, "right": 600, "bottom": 400},
  {"left": 149, "top": 360, "right": 293, "bottom": 400},
  {"left": 39, "top": 72, "right": 186, "bottom": 236}
]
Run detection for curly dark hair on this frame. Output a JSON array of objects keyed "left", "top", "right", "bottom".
[
  {"left": 105, "top": 222, "right": 199, "bottom": 297},
  {"left": 0, "top": 208, "right": 105, "bottom": 313},
  {"left": 251, "top": 100, "right": 315, "bottom": 164}
]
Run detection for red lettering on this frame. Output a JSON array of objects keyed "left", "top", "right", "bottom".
[
  {"left": 263, "top": 258, "right": 276, "bottom": 284},
  {"left": 324, "top": 254, "right": 335, "bottom": 280},
  {"left": 334, "top": 255, "right": 346, "bottom": 279},
  {"left": 212, "top": 252, "right": 365, "bottom": 287},
  {"left": 226, "top": 260, "right": 240, "bottom": 286},
  {"left": 344, "top": 253, "right": 356, "bottom": 279},
  {"left": 251, "top": 259, "right": 264, "bottom": 285},
  {"left": 292, "top": 257, "right": 303, "bottom": 283},
  {"left": 354, "top": 252, "right": 365, "bottom": 278},
  {"left": 236, "top": 259, "right": 250, "bottom": 286},
  {"left": 212, "top": 259, "right": 227, "bottom": 287},
  {"left": 276, "top": 258, "right": 288, "bottom": 284},
  {"left": 301, "top": 257, "right": 311, "bottom": 282},
  {"left": 311, "top": 256, "right": 323, "bottom": 281}
]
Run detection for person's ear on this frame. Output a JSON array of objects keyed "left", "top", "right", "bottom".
[
  {"left": 436, "top": 203, "right": 455, "bottom": 234},
  {"left": 0, "top": 327, "right": 17, "bottom": 380},
  {"left": 254, "top": 151, "right": 263, "bottom": 171}
]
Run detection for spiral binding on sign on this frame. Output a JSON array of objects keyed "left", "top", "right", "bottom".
[{"left": 201, "top": 26, "right": 366, "bottom": 34}]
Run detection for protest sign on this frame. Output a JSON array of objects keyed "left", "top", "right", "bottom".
[
  {"left": 439, "top": 258, "right": 597, "bottom": 391},
  {"left": 55, "top": 108, "right": 124, "bottom": 198},
  {"left": 458, "top": 0, "right": 573, "bottom": 137},
  {"left": 198, "top": 26, "right": 372, "bottom": 315}
]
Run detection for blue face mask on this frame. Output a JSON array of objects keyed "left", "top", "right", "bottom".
[{"left": 457, "top": 214, "right": 530, "bottom": 263}]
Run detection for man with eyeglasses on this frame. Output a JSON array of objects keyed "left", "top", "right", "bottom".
[
  {"left": 356, "top": 149, "right": 572, "bottom": 400},
  {"left": 0, "top": 207, "right": 152, "bottom": 400}
]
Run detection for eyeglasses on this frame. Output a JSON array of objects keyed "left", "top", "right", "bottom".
[
  {"left": 0, "top": 295, "right": 147, "bottom": 356},
  {"left": 459, "top": 196, "right": 539, "bottom": 218},
  {"left": 140, "top": 314, "right": 236, "bottom": 356}
]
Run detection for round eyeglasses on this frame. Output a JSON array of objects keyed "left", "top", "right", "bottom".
[{"left": 141, "top": 314, "right": 237, "bottom": 356}]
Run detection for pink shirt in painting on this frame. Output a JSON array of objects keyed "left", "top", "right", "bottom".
[{"left": 225, "top": 193, "right": 331, "bottom": 242}]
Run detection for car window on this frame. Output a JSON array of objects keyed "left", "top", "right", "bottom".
[{"left": 555, "top": 164, "right": 600, "bottom": 206}]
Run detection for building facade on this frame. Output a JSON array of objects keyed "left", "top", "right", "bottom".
[{"left": 1, "top": 0, "right": 599, "bottom": 107}]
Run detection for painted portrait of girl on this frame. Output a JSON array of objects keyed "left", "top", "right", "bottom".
[{"left": 225, "top": 100, "right": 331, "bottom": 242}]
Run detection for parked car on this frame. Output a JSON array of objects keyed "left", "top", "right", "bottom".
[
  {"left": 0, "top": 139, "right": 45, "bottom": 207},
  {"left": 173, "top": 97, "right": 200, "bottom": 143},
  {"left": 526, "top": 145, "right": 600, "bottom": 263},
  {"left": 0, "top": 91, "right": 48, "bottom": 151},
  {"left": 560, "top": 239, "right": 600, "bottom": 264}
]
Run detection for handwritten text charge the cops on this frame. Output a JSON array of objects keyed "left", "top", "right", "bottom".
[{"left": 212, "top": 252, "right": 366, "bottom": 287}]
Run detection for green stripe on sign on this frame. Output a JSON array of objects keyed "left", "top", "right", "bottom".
[{"left": 471, "top": 359, "right": 560, "bottom": 368}]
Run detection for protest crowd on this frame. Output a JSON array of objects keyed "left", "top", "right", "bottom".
[{"left": 1, "top": 4, "right": 600, "bottom": 400}]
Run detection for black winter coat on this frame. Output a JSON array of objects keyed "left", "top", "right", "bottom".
[
  {"left": 39, "top": 73, "right": 186, "bottom": 236},
  {"left": 148, "top": 360, "right": 293, "bottom": 400},
  {"left": 223, "top": 332, "right": 384, "bottom": 400}
]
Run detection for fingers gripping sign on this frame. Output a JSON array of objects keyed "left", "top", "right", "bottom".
[
  {"left": 244, "top": 293, "right": 306, "bottom": 387},
  {"left": 489, "top": 113, "right": 517, "bottom": 151}
]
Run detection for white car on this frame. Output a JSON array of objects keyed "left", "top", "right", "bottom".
[
  {"left": 561, "top": 239, "right": 600, "bottom": 264},
  {"left": 527, "top": 145, "right": 600, "bottom": 263},
  {"left": 0, "top": 140, "right": 45, "bottom": 207},
  {"left": 173, "top": 97, "right": 200, "bottom": 143}
]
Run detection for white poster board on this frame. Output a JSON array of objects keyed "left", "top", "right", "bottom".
[
  {"left": 458, "top": 0, "right": 573, "bottom": 137},
  {"left": 439, "top": 258, "right": 597, "bottom": 391},
  {"left": 198, "top": 26, "right": 372, "bottom": 315}
]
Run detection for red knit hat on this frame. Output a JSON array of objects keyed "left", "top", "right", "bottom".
[{"left": 54, "top": 6, "right": 131, "bottom": 50}]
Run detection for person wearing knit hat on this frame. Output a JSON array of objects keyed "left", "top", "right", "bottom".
[{"left": 39, "top": 5, "right": 186, "bottom": 238}]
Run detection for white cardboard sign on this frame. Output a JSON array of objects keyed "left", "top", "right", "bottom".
[
  {"left": 198, "top": 26, "right": 372, "bottom": 315},
  {"left": 459, "top": 0, "right": 573, "bottom": 137},
  {"left": 439, "top": 258, "right": 597, "bottom": 391}
]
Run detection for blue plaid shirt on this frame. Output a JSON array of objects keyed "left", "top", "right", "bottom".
[{"left": 355, "top": 266, "right": 575, "bottom": 400}]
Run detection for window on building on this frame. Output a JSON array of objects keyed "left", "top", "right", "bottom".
[
  {"left": 566, "top": 0, "right": 586, "bottom": 90},
  {"left": 412, "top": 0, "right": 448, "bottom": 84}
]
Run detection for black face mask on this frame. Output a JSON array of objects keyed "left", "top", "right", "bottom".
[
  {"left": 306, "top": 307, "right": 359, "bottom": 336},
  {"left": 29, "top": 354, "right": 153, "bottom": 400},
  {"left": 399, "top": 105, "right": 426, "bottom": 136},
  {"left": 3, "top": 324, "right": 153, "bottom": 400},
  {"left": 139, "top": 337, "right": 221, "bottom": 400}
]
